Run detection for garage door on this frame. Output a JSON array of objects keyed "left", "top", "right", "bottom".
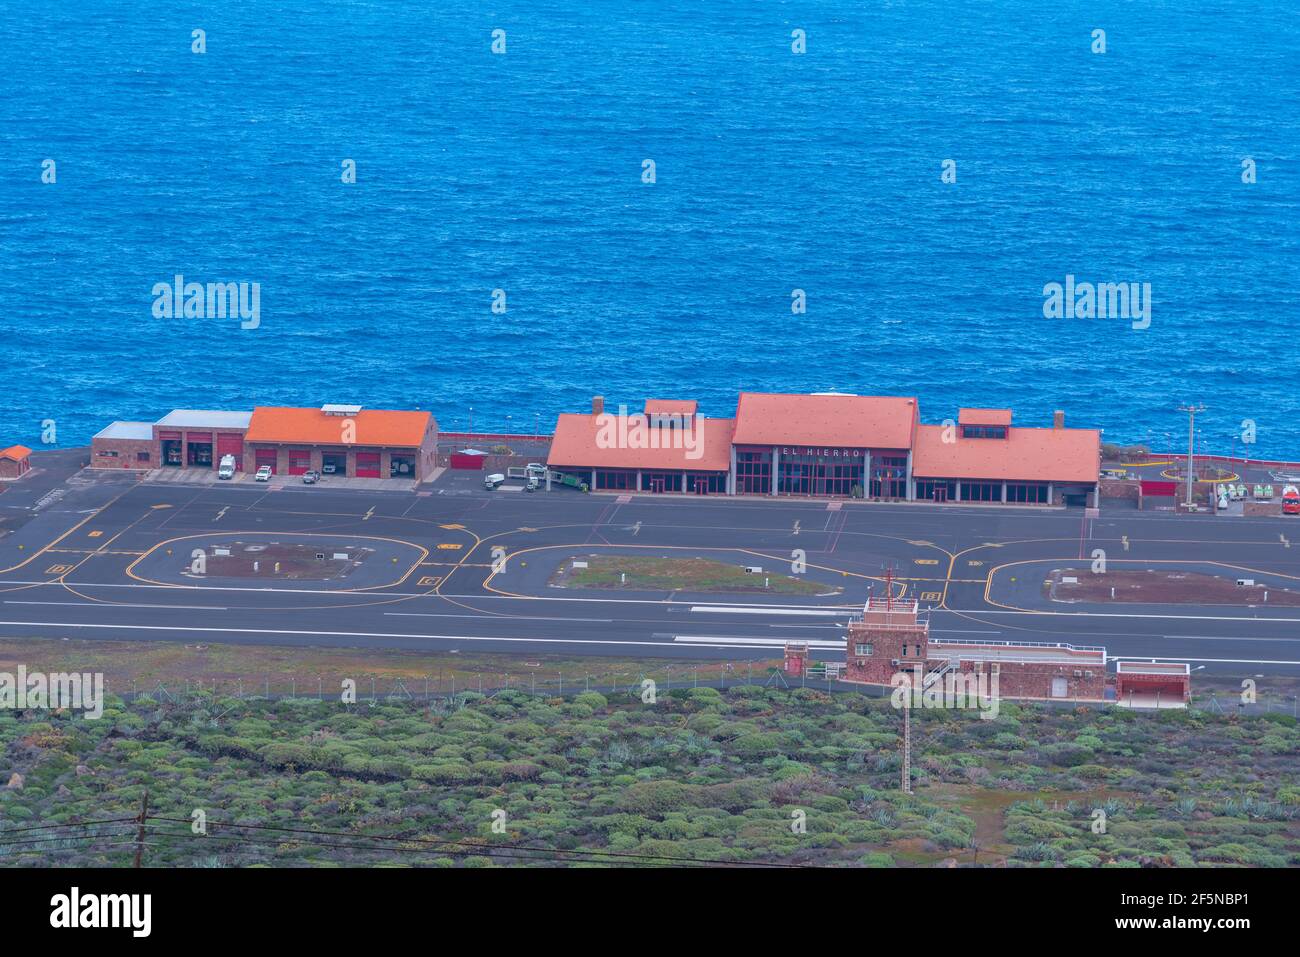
[
  {"left": 216, "top": 433, "right": 243, "bottom": 470},
  {"left": 255, "top": 449, "right": 277, "bottom": 473},
  {"left": 287, "top": 449, "right": 311, "bottom": 475},
  {"left": 356, "top": 452, "right": 381, "bottom": 478},
  {"left": 1051, "top": 677, "right": 1068, "bottom": 698}
]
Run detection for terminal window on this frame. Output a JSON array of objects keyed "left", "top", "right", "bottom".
[{"left": 735, "top": 450, "right": 771, "bottom": 495}]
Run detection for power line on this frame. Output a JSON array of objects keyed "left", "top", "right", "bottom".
[{"left": 0, "top": 817, "right": 140, "bottom": 836}]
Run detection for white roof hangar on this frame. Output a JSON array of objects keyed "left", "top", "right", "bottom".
[{"left": 154, "top": 410, "right": 254, "bottom": 430}]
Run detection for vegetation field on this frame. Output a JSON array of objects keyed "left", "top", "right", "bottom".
[
  {"left": 552, "top": 555, "right": 839, "bottom": 595},
  {"left": 2, "top": 676, "right": 1296, "bottom": 868}
]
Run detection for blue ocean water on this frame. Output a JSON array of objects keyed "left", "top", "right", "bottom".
[{"left": 2, "top": 1, "right": 1297, "bottom": 456}]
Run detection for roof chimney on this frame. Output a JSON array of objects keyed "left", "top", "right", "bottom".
[
  {"left": 592, "top": 395, "right": 604, "bottom": 416},
  {"left": 1053, "top": 410, "right": 1065, "bottom": 430}
]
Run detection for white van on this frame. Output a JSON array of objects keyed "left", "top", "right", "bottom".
[
  {"left": 218, "top": 455, "right": 237, "bottom": 479},
  {"left": 484, "top": 473, "right": 506, "bottom": 490}
]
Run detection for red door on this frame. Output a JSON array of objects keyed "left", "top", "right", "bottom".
[
  {"left": 255, "top": 449, "right": 277, "bottom": 473},
  {"left": 287, "top": 449, "right": 310, "bottom": 475},
  {"left": 356, "top": 452, "right": 381, "bottom": 478},
  {"left": 216, "top": 433, "right": 244, "bottom": 470}
]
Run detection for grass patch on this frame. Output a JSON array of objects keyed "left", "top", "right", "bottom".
[{"left": 553, "top": 555, "right": 838, "bottom": 595}]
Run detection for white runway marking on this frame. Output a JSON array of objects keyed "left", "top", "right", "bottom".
[
  {"left": 4, "top": 600, "right": 228, "bottom": 611},
  {"left": 384, "top": 612, "right": 611, "bottom": 623},
  {"left": 0, "top": 619, "right": 739, "bottom": 650},
  {"left": 674, "top": 635, "right": 844, "bottom": 649},
  {"left": 1111, "top": 655, "right": 1300, "bottom": 666},
  {"left": 690, "top": 606, "right": 845, "bottom": 617}
]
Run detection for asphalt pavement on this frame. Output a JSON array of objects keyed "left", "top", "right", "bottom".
[{"left": 3, "top": 452, "right": 1300, "bottom": 681}]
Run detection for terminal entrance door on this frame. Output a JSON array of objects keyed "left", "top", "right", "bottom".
[{"left": 647, "top": 476, "right": 665, "bottom": 493}]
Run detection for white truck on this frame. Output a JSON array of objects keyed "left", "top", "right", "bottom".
[{"left": 218, "top": 455, "right": 237, "bottom": 479}]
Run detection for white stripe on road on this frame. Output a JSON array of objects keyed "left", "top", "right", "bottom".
[
  {"left": 0, "top": 619, "right": 751, "bottom": 651},
  {"left": 1111, "top": 655, "right": 1300, "bottom": 666},
  {"left": 690, "top": 606, "right": 846, "bottom": 617},
  {"left": 674, "top": 635, "right": 844, "bottom": 649},
  {"left": 384, "top": 612, "right": 611, "bottom": 623},
  {"left": 4, "top": 600, "right": 228, "bottom": 611}
]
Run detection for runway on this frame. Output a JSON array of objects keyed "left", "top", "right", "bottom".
[{"left": 4, "top": 459, "right": 1300, "bottom": 678}]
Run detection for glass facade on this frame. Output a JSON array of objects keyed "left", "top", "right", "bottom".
[
  {"left": 735, "top": 449, "right": 772, "bottom": 495},
  {"left": 916, "top": 479, "right": 956, "bottom": 502},
  {"left": 686, "top": 472, "right": 727, "bottom": 493},
  {"left": 1007, "top": 482, "right": 1048, "bottom": 503},
  {"left": 595, "top": 470, "right": 634, "bottom": 490},
  {"left": 962, "top": 425, "right": 1007, "bottom": 439},
  {"left": 775, "top": 449, "right": 865, "bottom": 497},
  {"left": 870, "top": 455, "right": 908, "bottom": 498},
  {"left": 960, "top": 481, "right": 1002, "bottom": 502},
  {"left": 641, "top": 471, "right": 683, "bottom": 493}
]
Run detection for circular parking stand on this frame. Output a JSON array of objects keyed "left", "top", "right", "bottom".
[{"left": 127, "top": 532, "right": 428, "bottom": 592}]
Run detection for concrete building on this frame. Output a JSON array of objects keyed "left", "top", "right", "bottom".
[
  {"left": 842, "top": 594, "right": 1111, "bottom": 702},
  {"left": 90, "top": 404, "right": 439, "bottom": 481},
  {"left": 548, "top": 392, "right": 1101, "bottom": 505},
  {"left": 242, "top": 406, "right": 438, "bottom": 480},
  {"left": 0, "top": 445, "right": 32, "bottom": 480},
  {"left": 92, "top": 422, "right": 156, "bottom": 469},
  {"left": 154, "top": 410, "right": 253, "bottom": 471}
]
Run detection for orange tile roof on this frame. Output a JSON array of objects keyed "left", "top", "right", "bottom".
[
  {"left": 0, "top": 445, "right": 32, "bottom": 461},
  {"left": 644, "top": 399, "right": 698, "bottom": 416},
  {"left": 912, "top": 424, "right": 1099, "bottom": 483},
  {"left": 244, "top": 408, "right": 434, "bottom": 448},
  {"left": 732, "top": 393, "right": 917, "bottom": 449},
  {"left": 547, "top": 413, "right": 734, "bottom": 472},
  {"left": 958, "top": 408, "right": 1013, "bottom": 426}
]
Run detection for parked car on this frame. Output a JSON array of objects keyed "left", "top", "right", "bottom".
[
  {"left": 255, "top": 466, "right": 273, "bottom": 482},
  {"left": 484, "top": 473, "right": 506, "bottom": 490},
  {"left": 217, "top": 454, "right": 237, "bottom": 480},
  {"left": 321, "top": 463, "right": 338, "bottom": 474},
  {"left": 302, "top": 469, "right": 320, "bottom": 484},
  {"left": 526, "top": 476, "right": 539, "bottom": 492}
]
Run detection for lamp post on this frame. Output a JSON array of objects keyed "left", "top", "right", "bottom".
[{"left": 1178, "top": 404, "right": 1206, "bottom": 508}]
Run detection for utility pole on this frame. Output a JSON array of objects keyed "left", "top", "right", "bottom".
[
  {"left": 1178, "top": 404, "right": 1206, "bottom": 508},
  {"left": 133, "top": 790, "right": 149, "bottom": 868}
]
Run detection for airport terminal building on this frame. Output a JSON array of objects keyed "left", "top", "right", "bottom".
[
  {"left": 548, "top": 392, "right": 1101, "bottom": 506},
  {"left": 92, "top": 404, "right": 438, "bottom": 481}
]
